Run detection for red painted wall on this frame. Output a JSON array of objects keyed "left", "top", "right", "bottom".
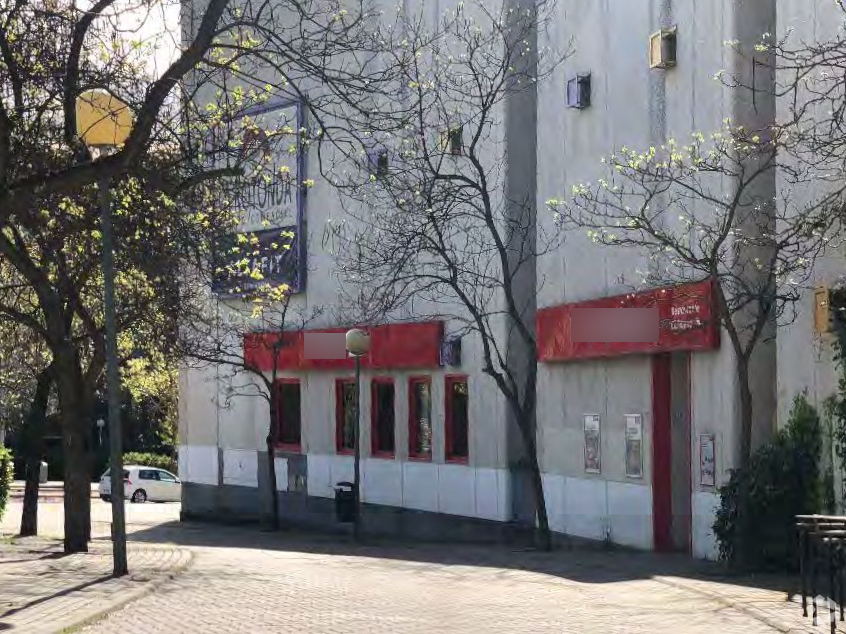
[
  {"left": 243, "top": 321, "right": 444, "bottom": 372},
  {"left": 537, "top": 280, "right": 719, "bottom": 362}
]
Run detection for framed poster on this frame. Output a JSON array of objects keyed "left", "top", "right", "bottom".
[
  {"left": 700, "top": 434, "right": 716, "bottom": 487},
  {"left": 213, "top": 99, "right": 307, "bottom": 296},
  {"left": 625, "top": 414, "right": 643, "bottom": 478},
  {"left": 583, "top": 414, "right": 601, "bottom": 474}
]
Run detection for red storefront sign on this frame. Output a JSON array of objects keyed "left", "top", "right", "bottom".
[
  {"left": 537, "top": 280, "right": 720, "bottom": 361},
  {"left": 243, "top": 321, "right": 444, "bottom": 371}
]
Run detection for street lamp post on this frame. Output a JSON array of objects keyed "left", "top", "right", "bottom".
[
  {"left": 76, "top": 90, "right": 133, "bottom": 577},
  {"left": 345, "top": 328, "right": 371, "bottom": 541}
]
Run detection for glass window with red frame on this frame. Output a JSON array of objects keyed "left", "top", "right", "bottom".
[
  {"left": 409, "top": 378, "right": 432, "bottom": 458},
  {"left": 446, "top": 378, "right": 469, "bottom": 460},
  {"left": 336, "top": 379, "right": 356, "bottom": 453},
  {"left": 275, "top": 381, "right": 302, "bottom": 449},
  {"left": 371, "top": 380, "right": 395, "bottom": 455}
]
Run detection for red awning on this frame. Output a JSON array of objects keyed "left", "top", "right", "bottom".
[
  {"left": 243, "top": 321, "right": 445, "bottom": 372},
  {"left": 537, "top": 280, "right": 720, "bottom": 362}
]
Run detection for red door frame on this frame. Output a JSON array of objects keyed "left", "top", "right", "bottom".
[
  {"left": 651, "top": 353, "right": 693, "bottom": 553},
  {"left": 651, "top": 354, "right": 673, "bottom": 552}
]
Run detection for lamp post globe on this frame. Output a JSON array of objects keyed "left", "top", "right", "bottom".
[{"left": 345, "top": 328, "right": 371, "bottom": 357}]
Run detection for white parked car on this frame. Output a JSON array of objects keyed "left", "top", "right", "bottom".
[{"left": 99, "top": 465, "right": 182, "bottom": 503}]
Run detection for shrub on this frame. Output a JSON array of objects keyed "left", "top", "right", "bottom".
[
  {"left": 0, "top": 445, "right": 13, "bottom": 521},
  {"left": 713, "top": 392, "right": 823, "bottom": 571},
  {"left": 123, "top": 452, "right": 177, "bottom": 475}
]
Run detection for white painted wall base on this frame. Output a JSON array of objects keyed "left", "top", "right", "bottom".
[
  {"left": 306, "top": 454, "right": 511, "bottom": 522},
  {"left": 223, "top": 449, "right": 258, "bottom": 487},
  {"left": 274, "top": 457, "right": 289, "bottom": 492},
  {"left": 178, "top": 445, "right": 218, "bottom": 486},
  {"left": 692, "top": 491, "right": 720, "bottom": 560},
  {"left": 542, "top": 475, "right": 653, "bottom": 549},
  {"left": 179, "top": 445, "right": 714, "bottom": 557}
]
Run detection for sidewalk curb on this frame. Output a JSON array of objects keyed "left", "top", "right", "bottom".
[
  {"left": 58, "top": 547, "right": 194, "bottom": 634},
  {"left": 653, "top": 575, "right": 809, "bottom": 634}
]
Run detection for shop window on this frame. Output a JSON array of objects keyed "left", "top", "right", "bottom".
[
  {"left": 274, "top": 379, "right": 301, "bottom": 451},
  {"left": 445, "top": 376, "right": 469, "bottom": 462},
  {"left": 335, "top": 378, "right": 356, "bottom": 454},
  {"left": 371, "top": 378, "right": 395, "bottom": 457},
  {"left": 408, "top": 377, "right": 433, "bottom": 460}
]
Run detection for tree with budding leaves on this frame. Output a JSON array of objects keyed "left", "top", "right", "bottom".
[
  {"left": 547, "top": 123, "right": 841, "bottom": 478},
  {"left": 0, "top": 0, "right": 388, "bottom": 553}
]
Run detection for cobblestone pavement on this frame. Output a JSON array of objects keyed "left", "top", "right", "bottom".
[
  {"left": 80, "top": 526, "right": 820, "bottom": 634},
  {"left": 0, "top": 537, "right": 191, "bottom": 634},
  {"left": 0, "top": 499, "right": 832, "bottom": 634}
]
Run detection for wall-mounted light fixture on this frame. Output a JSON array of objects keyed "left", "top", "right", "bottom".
[
  {"left": 448, "top": 126, "right": 463, "bottom": 155},
  {"left": 366, "top": 146, "right": 389, "bottom": 178},
  {"left": 567, "top": 73, "right": 591, "bottom": 109},
  {"left": 814, "top": 285, "right": 846, "bottom": 333},
  {"left": 649, "top": 27, "right": 677, "bottom": 69}
]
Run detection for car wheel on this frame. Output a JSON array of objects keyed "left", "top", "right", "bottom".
[{"left": 131, "top": 489, "right": 147, "bottom": 504}]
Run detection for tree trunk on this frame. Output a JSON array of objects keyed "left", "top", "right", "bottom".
[
  {"left": 264, "top": 399, "right": 279, "bottom": 530},
  {"left": 514, "top": 405, "right": 551, "bottom": 551},
  {"left": 55, "top": 364, "right": 92, "bottom": 553},
  {"left": 737, "top": 355, "right": 754, "bottom": 469},
  {"left": 19, "top": 368, "right": 52, "bottom": 537},
  {"left": 62, "top": 421, "right": 91, "bottom": 552},
  {"left": 733, "top": 354, "right": 755, "bottom": 569}
]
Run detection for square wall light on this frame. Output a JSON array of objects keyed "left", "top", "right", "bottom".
[
  {"left": 567, "top": 73, "right": 591, "bottom": 109},
  {"left": 649, "top": 27, "right": 677, "bottom": 69}
]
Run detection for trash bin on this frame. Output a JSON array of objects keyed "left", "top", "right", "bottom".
[
  {"left": 334, "top": 481, "right": 356, "bottom": 523},
  {"left": 39, "top": 461, "right": 48, "bottom": 484}
]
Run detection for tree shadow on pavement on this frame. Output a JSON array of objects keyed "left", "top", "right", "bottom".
[
  {"left": 122, "top": 519, "right": 800, "bottom": 600},
  {"left": 0, "top": 573, "right": 113, "bottom": 621}
]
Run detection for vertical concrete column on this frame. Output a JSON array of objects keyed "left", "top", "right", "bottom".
[
  {"left": 730, "top": 0, "right": 778, "bottom": 457},
  {"left": 503, "top": 0, "right": 540, "bottom": 526},
  {"left": 646, "top": 0, "right": 672, "bottom": 283}
]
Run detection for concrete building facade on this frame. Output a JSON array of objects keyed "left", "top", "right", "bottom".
[{"left": 178, "top": 0, "right": 787, "bottom": 559}]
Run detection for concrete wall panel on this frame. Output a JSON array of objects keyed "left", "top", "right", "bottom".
[
  {"left": 438, "top": 463, "right": 476, "bottom": 517},
  {"left": 363, "top": 458, "right": 403, "bottom": 506},
  {"left": 692, "top": 490, "right": 720, "bottom": 560},
  {"left": 403, "top": 461, "right": 439, "bottom": 513},
  {"left": 178, "top": 444, "right": 218, "bottom": 486},
  {"left": 223, "top": 449, "right": 258, "bottom": 487},
  {"left": 564, "top": 476, "right": 608, "bottom": 541},
  {"left": 607, "top": 481, "right": 653, "bottom": 549}
]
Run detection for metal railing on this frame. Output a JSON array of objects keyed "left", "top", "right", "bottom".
[{"left": 797, "top": 515, "right": 846, "bottom": 633}]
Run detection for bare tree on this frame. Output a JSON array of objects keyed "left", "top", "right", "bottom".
[
  {"left": 179, "top": 273, "right": 322, "bottom": 529},
  {"left": 323, "top": 0, "right": 568, "bottom": 549}
]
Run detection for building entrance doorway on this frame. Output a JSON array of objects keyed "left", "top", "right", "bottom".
[{"left": 652, "top": 353, "right": 692, "bottom": 553}]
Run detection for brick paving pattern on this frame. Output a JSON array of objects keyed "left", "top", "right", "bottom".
[
  {"left": 0, "top": 498, "right": 836, "bottom": 634},
  {"left": 0, "top": 537, "right": 190, "bottom": 634},
  {"left": 82, "top": 535, "right": 816, "bottom": 634}
]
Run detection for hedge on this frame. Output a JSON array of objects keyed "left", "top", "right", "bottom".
[
  {"left": 0, "top": 446, "right": 13, "bottom": 521},
  {"left": 713, "top": 392, "right": 824, "bottom": 570},
  {"left": 123, "top": 452, "right": 177, "bottom": 475}
]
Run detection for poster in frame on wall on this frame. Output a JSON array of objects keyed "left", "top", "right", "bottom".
[
  {"left": 624, "top": 414, "right": 643, "bottom": 478},
  {"left": 583, "top": 414, "right": 601, "bottom": 474},
  {"left": 699, "top": 433, "right": 716, "bottom": 487}
]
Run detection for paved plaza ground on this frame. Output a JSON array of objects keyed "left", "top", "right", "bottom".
[{"left": 0, "top": 492, "right": 833, "bottom": 633}]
